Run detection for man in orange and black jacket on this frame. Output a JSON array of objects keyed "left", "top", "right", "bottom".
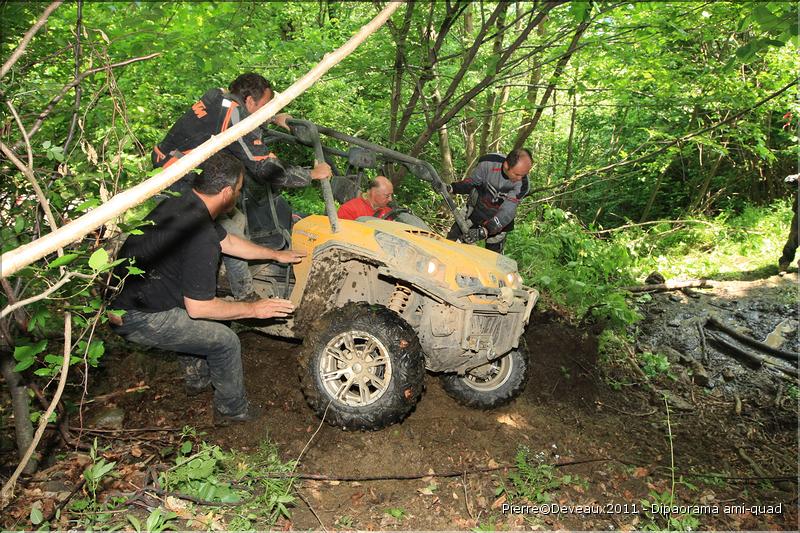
[
  {"left": 152, "top": 72, "right": 330, "bottom": 188},
  {"left": 151, "top": 73, "right": 331, "bottom": 299}
]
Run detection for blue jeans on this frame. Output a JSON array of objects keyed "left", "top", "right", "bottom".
[{"left": 112, "top": 307, "right": 247, "bottom": 416}]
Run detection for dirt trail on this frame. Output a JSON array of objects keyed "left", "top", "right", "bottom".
[{"left": 2, "top": 274, "right": 797, "bottom": 530}]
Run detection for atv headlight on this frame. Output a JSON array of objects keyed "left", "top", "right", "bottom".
[
  {"left": 506, "top": 272, "right": 523, "bottom": 289},
  {"left": 419, "top": 257, "right": 446, "bottom": 284},
  {"left": 375, "top": 231, "right": 447, "bottom": 285}
]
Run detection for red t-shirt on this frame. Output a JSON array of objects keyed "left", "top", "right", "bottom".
[{"left": 337, "top": 196, "right": 391, "bottom": 220}]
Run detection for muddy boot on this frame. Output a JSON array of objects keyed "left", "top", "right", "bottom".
[
  {"left": 213, "top": 402, "right": 265, "bottom": 427},
  {"left": 185, "top": 382, "right": 212, "bottom": 397}
]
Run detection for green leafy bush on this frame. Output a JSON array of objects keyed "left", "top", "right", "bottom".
[{"left": 508, "top": 206, "right": 640, "bottom": 328}]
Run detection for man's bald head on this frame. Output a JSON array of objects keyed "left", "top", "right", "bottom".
[{"left": 368, "top": 176, "right": 394, "bottom": 209}]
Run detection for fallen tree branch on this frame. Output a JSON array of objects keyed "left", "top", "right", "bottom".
[
  {"left": 590, "top": 219, "right": 715, "bottom": 235},
  {"left": 621, "top": 279, "right": 718, "bottom": 293},
  {"left": 706, "top": 330, "right": 763, "bottom": 369},
  {"left": 697, "top": 322, "right": 709, "bottom": 365},
  {"left": 85, "top": 385, "right": 150, "bottom": 404},
  {"left": 706, "top": 330, "right": 798, "bottom": 378},
  {"left": 737, "top": 446, "right": 770, "bottom": 478},
  {"left": 43, "top": 479, "right": 85, "bottom": 523},
  {"left": 1, "top": 1, "right": 403, "bottom": 278},
  {"left": 706, "top": 316, "right": 798, "bottom": 363},
  {"left": 256, "top": 457, "right": 610, "bottom": 482},
  {"left": 0, "top": 1, "right": 63, "bottom": 79},
  {"left": 77, "top": 426, "right": 183, "bottom": 434}
]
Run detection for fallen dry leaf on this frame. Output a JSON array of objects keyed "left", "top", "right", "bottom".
[
  {"left": 492, "top": 493, "right": 507, "bottom": 509},
  {"left": 496, "top": 413, "right": 532, "bottom": 429}
]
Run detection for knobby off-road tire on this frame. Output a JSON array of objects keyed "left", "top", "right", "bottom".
[
  {"left": 298, "top": 303, "right": 425, "bottom": 430},
  {"left": 439, "top": 338, "right": 530, "bottom": 409}
]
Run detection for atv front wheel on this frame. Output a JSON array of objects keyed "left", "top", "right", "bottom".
[
  {"left": 439, "top": 339, "right": 530, "bottom": 409},
  {"left": 298, "top": 303, "right": 425, "bottom": 430}
]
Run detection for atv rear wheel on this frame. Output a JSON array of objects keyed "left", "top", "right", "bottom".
[
  {"left": 439, "top": 339, "right": 529, "bottom": 409},
  {"left": 298, "top": 303, "right": 425, "bottom": 430}
]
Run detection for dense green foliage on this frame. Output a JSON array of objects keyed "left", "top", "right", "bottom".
[{"left": 0, "top": 0, "right": 797, "bottom": 476}]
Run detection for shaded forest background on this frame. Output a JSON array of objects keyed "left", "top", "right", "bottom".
[
  {"left": 0, "top": 0, "right": 798, "bottom": 504},
  {"left": 2, "top": 0, "right": 797, "bottom": 328},
  {"left": 3, "top": 1, "right": 797, "bottom": 219}
]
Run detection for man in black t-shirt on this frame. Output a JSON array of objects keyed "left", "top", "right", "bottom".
[{"left": 111, "top": 153, "right": 304, "bottom": 425}]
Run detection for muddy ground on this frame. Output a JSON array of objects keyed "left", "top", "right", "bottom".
[{"left": 2, "top": 272, "right": 798, "bottom": 530}]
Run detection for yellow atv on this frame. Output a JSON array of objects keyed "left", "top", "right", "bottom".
[{"left": 243, "top": 121, "right": 538, "bottom": 430}]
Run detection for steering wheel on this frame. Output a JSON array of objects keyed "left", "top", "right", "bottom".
[{"left": 378, "top": 207, "right": 412, "bottom": 221}]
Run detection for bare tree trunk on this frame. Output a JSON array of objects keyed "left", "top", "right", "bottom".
[
  {"left": 388, "top": 1, "right": 415, "bottom": 144},
  {"left": 478, "top": 3, "right": 509, "bottom": 155},
  {"left": 463, "top": 111, "right": 479, "bottom": 176},
  {"left": 0, "top": 353, "right": 37, "bottom": 474},
  {"left": 640, "top": 164, "right": 670, "bottom": 222},
  {"left": 461, "top": 4, "right": 478, "bottom": 173},
  {"left": 563, "top": 78, "right": 578, "bottom": 179},
  {"left": 432, "top": 87, "right": 455, "bottom": 182},
  {"left": 692, "top": 151, "right": 725, "bottom": 213},
  {"left": 410, "top": 2, "right": 565, "bottom": 157},
  {"left": 512, "top": 19, "right": 589, "bottom": 151},
  {"left": 488, "top": 4, "right": 524, "bottom": 153},
  {"left": 515, "top": 21, "right": 545, "bottom": 153},
  {"left": 478, "top": 90, "right": 496, "bottom": 155},
  {"left": 393, "top": 1, "right": 468, "bottom": 143},
  {"left": 546, "top": 90, "right": 557, "bottom": 183},
  {"left": 488, "top": 83, "right": 511, "bottom": 153}
]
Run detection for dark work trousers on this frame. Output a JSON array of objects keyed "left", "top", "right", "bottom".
[
  {"left": 779, "top": 192, "right": 799, "bottom": 270},
  {"left": 112, "top": 307, "right": 247, "bottom": 416},
  {"left": 219, "top": 208, "right": 254, "bottom": 299}
]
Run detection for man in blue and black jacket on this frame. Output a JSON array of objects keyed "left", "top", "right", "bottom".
[{"left": 446, "top": 148, "right": 532, "bottom": 253}]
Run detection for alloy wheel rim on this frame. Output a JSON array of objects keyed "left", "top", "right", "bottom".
[
  {"left": 319, "top": 330, "right": 392, "bottom": 406},
  {"left": 463, "top": 354, "right": 513, "bottom": 391}
]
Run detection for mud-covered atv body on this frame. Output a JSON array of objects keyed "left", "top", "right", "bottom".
[{"left": 238, "top": 121, "right": 538, "bottom": 430}]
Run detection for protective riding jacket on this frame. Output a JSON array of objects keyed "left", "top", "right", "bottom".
[
  {"left": 151, "top": 88, "right": 310, "bottom": 188},
  {"left": 450, "top": 153, "right": 530, "bottom": 235}
]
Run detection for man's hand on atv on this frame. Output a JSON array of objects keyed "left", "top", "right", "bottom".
[
  {"left": 272, "top": 249, "right": 307, "bottom": 264},
  {"left": 464, "top": 227, "right": 487, "bottom": 244},
  {"left": 251, "top": 297, "right": 295, "bottom": 319},
  {"left": 272, "top": 113, "right": 293, "bottom": 131},
  {"left": 310, "top": 161, "right": 332, "bottom": 180}
]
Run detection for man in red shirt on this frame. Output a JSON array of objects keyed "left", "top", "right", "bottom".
[{"left": 338, "top": 176, "right": 394, "bottom": 220}]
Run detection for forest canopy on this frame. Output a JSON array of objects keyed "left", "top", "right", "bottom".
[{"left": 1, "top": 1, "right": 796, "bottom": 225}]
